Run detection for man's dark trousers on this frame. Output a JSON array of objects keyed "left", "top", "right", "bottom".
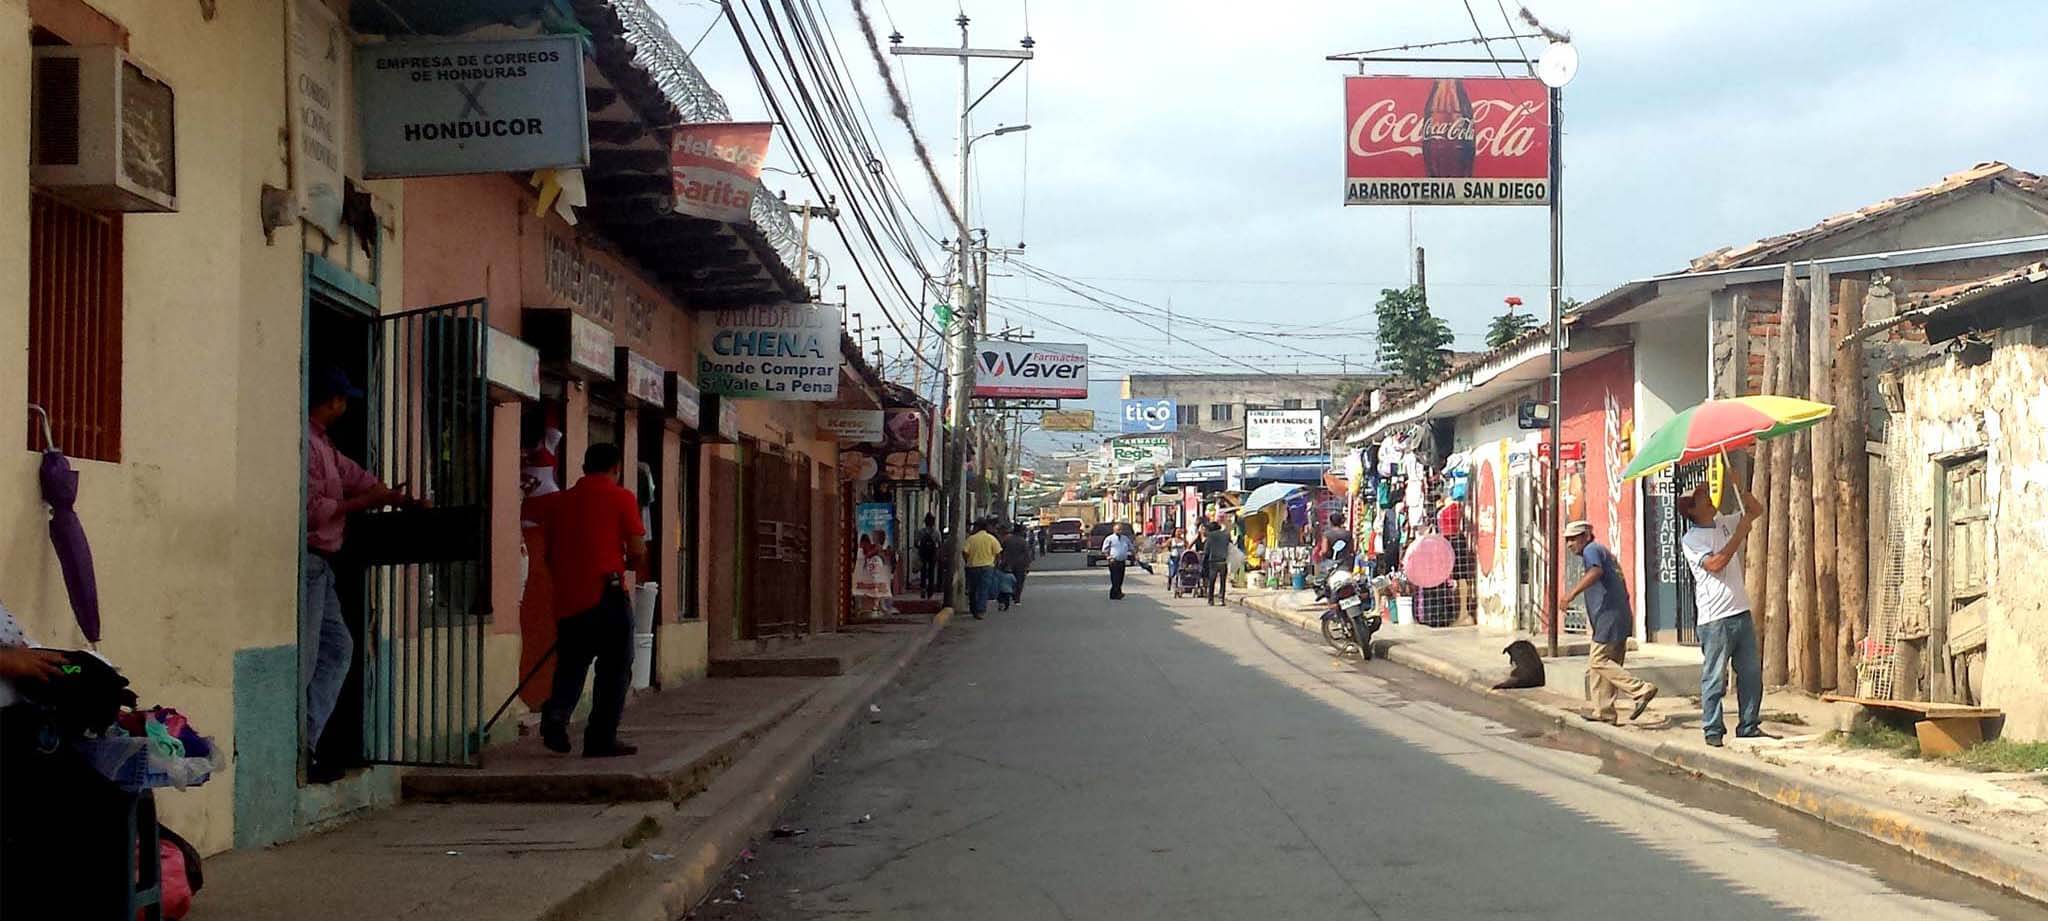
[
  {"left": 1108, "top": 560, "right": 1127, "bottom": 599},
  {"left": 543, "top": 580, "right": 633, "bottom": 747},
  {"left": 1204, "top": 561, "right": 1228, "bottom": 604},
  {"left": 918, "top": 550, "right": 937, "bottom": 597}
]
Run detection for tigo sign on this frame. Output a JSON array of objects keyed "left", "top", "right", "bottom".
[
  {"left": 973, "top": 341, "right": 1088, "bottom": 399},
  {"left": 1120, "top": 398, "right": 1177, "bottom": 434}
]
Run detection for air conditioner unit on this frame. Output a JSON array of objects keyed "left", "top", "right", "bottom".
[{"left": 31, "top": 45, "right": 177, "bottom": 213}]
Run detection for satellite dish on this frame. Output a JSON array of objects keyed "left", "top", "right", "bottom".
[{"left": 1536, "top": 42, "right": 1578, "bottom": 88}]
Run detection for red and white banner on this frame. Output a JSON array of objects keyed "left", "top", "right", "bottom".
[
  {"left": 1343, "top": 76, "right": 1550, "bottom": 206},
  {"left": 671, "top": 121, "right": 774, "bottom": 222}
]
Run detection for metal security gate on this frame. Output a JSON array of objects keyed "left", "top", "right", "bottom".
[
  {"left": 744, "top": 444, "right": 811, "bottom": 639},
  {"left": 358, "top": 298, "right": 491, "bottom": 766}
]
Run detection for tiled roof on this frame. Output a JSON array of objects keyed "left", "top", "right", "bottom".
[{"left": 1686, "top": 162, "right": 2048, "bottom": 273}]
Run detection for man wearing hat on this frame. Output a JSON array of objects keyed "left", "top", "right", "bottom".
[
  {"left": 304, "top": 366, "right": 420, "bottom": 781},
  {"left": 1560, "top": 519, "right": 1657, "bottom": 724}
]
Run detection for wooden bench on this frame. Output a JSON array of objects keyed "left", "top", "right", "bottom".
[{"left": 1820, "top": 694, "right": 2003, "bottom": 754}]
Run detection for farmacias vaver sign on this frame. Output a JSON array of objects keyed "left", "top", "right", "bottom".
[{"left": 973, "top": 341, "right": 1089, "bottom": 400}]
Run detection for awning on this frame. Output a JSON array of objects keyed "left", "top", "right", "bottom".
[
  {"left": 1243, "top": 461, "right": 1328, "bottom": 485},
  {"left": 1162, "top": 467, "right": 1225, "bottom": 486},
  {"left": 1242, "top": 482, "right": 1306, "bottom": 515}
]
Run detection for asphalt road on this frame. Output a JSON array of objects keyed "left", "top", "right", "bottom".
[{"left": 698, "top": 551, "right": 2048, "bottom": 920}]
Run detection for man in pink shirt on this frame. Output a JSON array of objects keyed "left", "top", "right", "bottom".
[{"left": 304, "top": 366, "right": 417, "bottom": 782}]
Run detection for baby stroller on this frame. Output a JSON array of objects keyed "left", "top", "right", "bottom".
[{"left": 1171, "top": 549, "right": 1204, "bottom": 598}]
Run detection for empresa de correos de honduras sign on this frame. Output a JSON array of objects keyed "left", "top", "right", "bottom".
[
  {"left": 698, "top": 303, "right": 840, "bottom": 401},
  {"left": 973, "top": 341, "right": 1088, "bottom": 399},
  {"left": 357, "top": 35, "right": 589, "bottom": 178}
]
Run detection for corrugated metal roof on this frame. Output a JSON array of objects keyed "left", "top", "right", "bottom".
[{"left": 1686, "top": 162, "right": 2048, "bottom": 273}]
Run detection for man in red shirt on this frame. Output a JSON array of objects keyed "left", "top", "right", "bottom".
[{"left": 524, "top": 442, "right": 647, "bottom": 757}]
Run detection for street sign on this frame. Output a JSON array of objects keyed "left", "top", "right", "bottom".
[
  {"left": 1110, "top": 436, "right": 1173, "bottom": 467},
  {"left": 818, "top": 409, "right": 885, "bottom": 443},
  {"left": 974, "top": 341, "right": 1088, "bottom": 399},
  {"left": 698, "top": 303, "right": 840, "bottom": 400},
  {"left": 1245, "top": 410, "right": 1324, "bottom": 451},
  {"left": 1041, "top": 410, "right": 1096, "bottom": 432},
  {"left": 1343, "top": 75, "right": 1551, "bottom": 206},
  {"left": 358, "top": 36, "right": 589, "bottom": 179},
  {"left": 1120, "top": 398, "right": 1177, "bottom": 434}
]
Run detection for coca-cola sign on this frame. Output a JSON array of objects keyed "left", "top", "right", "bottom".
[{"left": 1344, "top": 75, "right": 1551, "bottom": 206}]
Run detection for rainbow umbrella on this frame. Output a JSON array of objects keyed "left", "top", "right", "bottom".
[{"left": 1619, "top": 395, "right": 1834, "bottom": 481}]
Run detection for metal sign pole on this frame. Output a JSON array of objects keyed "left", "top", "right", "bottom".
[{"left": 1545, "top": 83, "right": 1565, "bottom": 658}]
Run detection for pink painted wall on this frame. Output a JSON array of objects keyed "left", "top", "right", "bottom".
[{"left": 1559, "top": 348, "right": 1642, "bottom": 632}]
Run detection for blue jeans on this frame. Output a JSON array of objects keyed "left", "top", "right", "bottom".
[
  {"left": 1699, "top": 610, "right": 1763, "bottom": 740},
  {"left": 302, "top": 552, "right": 354, "bottom": 752},
  {"left": 966, "top": 566, "right": 993, "bottom": 614}
]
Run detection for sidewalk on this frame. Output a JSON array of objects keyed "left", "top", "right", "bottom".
[
  {"left": 1238, "top": 586, "right": 2048, "bottom": 906},
  {"left": 194, "top": 612, "right": 951, "bottom": 921}
]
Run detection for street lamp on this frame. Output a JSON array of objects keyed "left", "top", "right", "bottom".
[{"left": 969, "top": 123, "right": 1031, "bottom": 149}]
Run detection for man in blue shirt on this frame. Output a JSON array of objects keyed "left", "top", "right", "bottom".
[{"left": 1561, "top": 520, "right": 1656, "bottom": 724}]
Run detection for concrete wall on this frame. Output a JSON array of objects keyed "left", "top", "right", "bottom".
[
  {"left": 0, "top": 0, "right": 413, "bottom": 853},
  {"left": 1891, "top": 325, "right": 2048, "bottom": 741}
]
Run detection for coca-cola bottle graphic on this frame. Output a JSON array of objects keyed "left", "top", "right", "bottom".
[{"left": 1421, "top": 79, "right": 1476, "bottom": 178}]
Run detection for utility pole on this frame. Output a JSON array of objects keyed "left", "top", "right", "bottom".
[
  {"left": 1414, "top": 245, "right": 1427, "bottom": 300},
  {"left": 890, "top": 17, "right": 1034, "bottom": 612},
  {"left": 788, "top": 200, "right": 841, "bottom": 296}
]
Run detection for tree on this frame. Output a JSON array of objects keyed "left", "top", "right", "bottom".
[
  {"left": 1485, "top": 310, "right": 1539, "bottom": 349},
  {"left": 1485, "top": 296, "right": 1583, "bottom": 350},
  {"left": 1373, "top": 285, "right": 1454, "bottom": 386}
]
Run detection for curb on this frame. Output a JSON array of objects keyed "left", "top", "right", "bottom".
[
  {"left": 1234, "top": 595, "right": 2048, "bottom": 907},
  {"left": 570, "top": 608, "right": 955, "bottom": 919}
]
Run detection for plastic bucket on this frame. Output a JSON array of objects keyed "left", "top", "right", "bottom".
[
  {"left": 631, "top": 582, "right": 660, "bottom": 633},
  {"left": 1393, "top": 595, "right": 1415, "bottom": 625}
]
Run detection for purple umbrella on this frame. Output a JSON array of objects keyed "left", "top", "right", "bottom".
[{"left": 30, "top": 405, "right": 100, "bottom": 644}]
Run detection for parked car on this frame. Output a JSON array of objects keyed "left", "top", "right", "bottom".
[
  {"left": 1084, "top": 522, "right": 1118, "bottom": 567},
  {"left": 1048, "top": 518, "right": 1086, "bottom": 553}
]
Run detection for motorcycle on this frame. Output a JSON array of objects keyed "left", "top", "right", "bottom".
[{"left": 1319, "top": 569, "right": 1383, "bottom": 660}]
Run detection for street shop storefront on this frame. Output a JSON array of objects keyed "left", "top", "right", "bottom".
[{"left": 1339, "top": 335, "right": 1639, "bottom": 637}]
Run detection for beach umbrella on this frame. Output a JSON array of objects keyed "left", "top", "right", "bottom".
[
  {"left": 1618, "top": 395, "right": 1834, "bottom": 482},
  {"left": 30, "top": 406, "right": 100, "bottom": 644}
]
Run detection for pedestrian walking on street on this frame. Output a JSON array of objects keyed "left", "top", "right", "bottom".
[
  {"left": 1679, "top": 479, "right": 1772, "bottom": 746},
  {"left": 524, "top": 443, "right": 648, "bottom": 758},
  {"left": 304, "top": 366, "right": 423, "bottom": 782},
  {"left": 1202, "top": 520, "right": 1232, "bottom": 606},
  {"left": 1000, "top": 524, "right": 1033, "bottom": 606},
  {"left": 1103, "top": 523, "right": 1135, "bottom": 600},
  {"left": 1561, "top": 520, "right": 1657, "bottom": 724},
  {"left": 915, "top": 514, "right": 940, "bottom": 598},
  {"left": 962, "top": 519, "right": 1002, "bottom": 619}
]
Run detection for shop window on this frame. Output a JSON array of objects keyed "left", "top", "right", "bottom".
[
  {"left": 27, "top": 190, "right": 122, "bottom": 461},
  {"left": 1209, "top": 403, "right": 1232, "bottom": 422},
  {"left": 1176, "top": 403, "right": 1198, "bottom": 426}
]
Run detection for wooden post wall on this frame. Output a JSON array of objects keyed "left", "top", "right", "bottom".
[
  {"left": 1763, "top": 266, "right": 1797, "bottom": 685},
  {"left": 1808, "top": 264, "right": 1838, "bottom": 690},
  {"left": 1834, "top": 277, "right": 1871, "bottom": 693}
]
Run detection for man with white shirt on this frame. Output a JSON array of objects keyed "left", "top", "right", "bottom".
[
  {"left": 1679, "top": 478, "right": 1769, "bottom": 747},
  {"left": 1104, "top": 523, "right": 1135, "bottom": 600}
]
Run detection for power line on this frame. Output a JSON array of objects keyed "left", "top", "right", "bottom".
[
  {"left": 1461, "top": 0, "right": 1509, "bottom": 77},
  {"left": 719, "top": 0, "right": 942, "bottom": 373}
]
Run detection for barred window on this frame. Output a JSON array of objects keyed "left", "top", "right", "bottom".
[{"left": 28, "top": 191, "right": 123, "bottom": 461}]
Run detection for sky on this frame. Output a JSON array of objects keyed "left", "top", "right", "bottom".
[{"left": 652, "top": 0, "right": 2048, "bottom": 462}]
